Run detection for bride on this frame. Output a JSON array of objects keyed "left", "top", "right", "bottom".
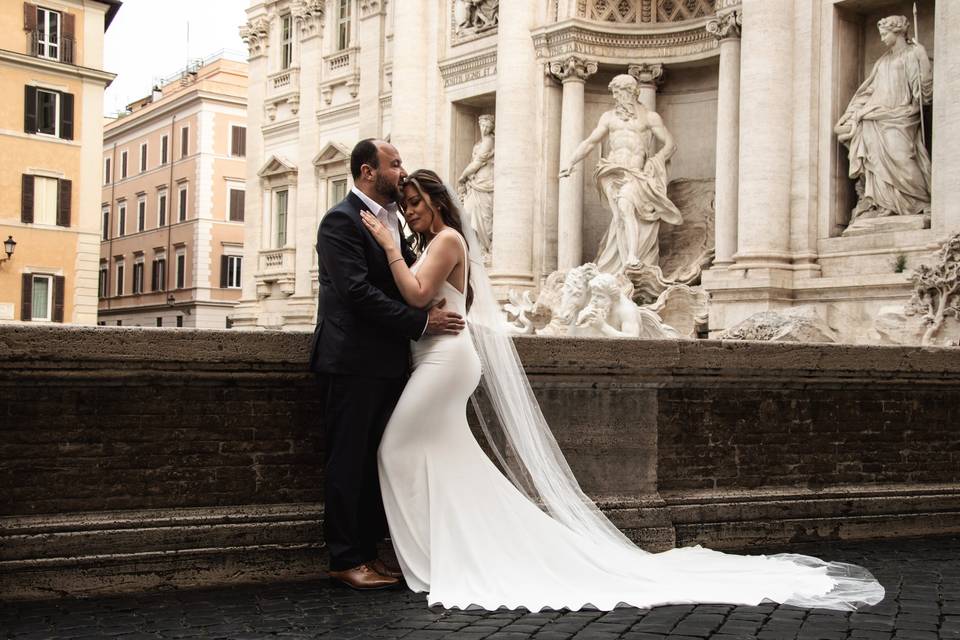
[{"left": 359, "top": 168, "right": 884, "bottom": 612}]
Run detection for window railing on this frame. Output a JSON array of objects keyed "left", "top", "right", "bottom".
[{"left": 27, "top": 30, "right": 74, "bottom": 64}]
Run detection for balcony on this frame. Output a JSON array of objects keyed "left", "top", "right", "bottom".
[
  {"left": 256, "top": 247, "right": 297, "bottom": 296},
  {"left": 27, "top": 30, "right": 74, "bottom": 64},
  {"left": 267, "top": 66, "right": 300, "bottom": 102},
  {"left": 323, "top": 47, "right": 359, "bottom": 79}
]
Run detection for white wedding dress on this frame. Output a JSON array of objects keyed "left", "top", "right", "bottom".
[{"left": 378, "top": 231, "right": 883, "bottom": 612}]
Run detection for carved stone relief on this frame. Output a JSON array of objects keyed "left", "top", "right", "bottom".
[
  {"left": 453, "top": 0, "right": 499, "bottom": 40},
  {"left": 240, "top": 15, "right": 271, "bottom": 58},
  {"left": 290, "top": 0, "right": 325, "bottom": 38}
]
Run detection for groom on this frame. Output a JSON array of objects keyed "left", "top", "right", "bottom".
[{"left": 309, "top": 139, "right": 465, "bottom": 589}]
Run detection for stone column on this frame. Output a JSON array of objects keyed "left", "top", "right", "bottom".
[
  {"left": 932, "top": 0, "right": 960, "bottom": 235},
  {"left": 357, "top": 0, "right": 387, "bottom": 138},
  {"left": 490, "top": 0, "right": 538, "bottom": 292},
  {"left": 706, "top": 9, "right": 742, "bottom": 267},
  {"left": 551, "top": 56, "right": 597, "bottom": 271},
  {"left": 391, "top": 0, "right": 428, "bottom": 170},
  {"left": 732, "top": 0, "right": 793, "bottom": 268},
  {"left": 628, "top": 63, "right": 663, "bottom": 112}
]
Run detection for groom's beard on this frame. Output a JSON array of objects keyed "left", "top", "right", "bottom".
[{"left": 374, "top": 171, "right": 402, "bottom": 203}]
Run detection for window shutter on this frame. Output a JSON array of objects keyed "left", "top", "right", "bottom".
[
  {"left": 57, "top": 178, "right": 71, "bottom": 227},
  {"left": 23, "top": 3, "right": 37, "bottom": 31},
  {"left": 59, "top": 92, "right": 74, "bottom": 140},
  {"left": 21, "top": 174, "right": 34, "bottom": 223},
  {"left": 220, "top": 255, "right": 228, "bottom": 288},
  {"left": 21, "top": 274, "right": 32, "bottom": 321},
  {"left": 61, "top": 13, "right": 75, "bottom": 63},
  {"left": 24, "top": 85, "right": 37, "bottom": 133},
  {"left": 151, "top": 260, "right": 157, "bottom": 291},
  {"left": 237, "top": 127, "right": 246, "bottom": 156},
  {"left": 53, "top": 276, "right": 65, "bottom": 322},
  {"left": 230, "top": 190, "right": 245, "bottom": 221}
]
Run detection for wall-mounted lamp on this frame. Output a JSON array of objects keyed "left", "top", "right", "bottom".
[
  {"left": 165, "top": 293, "right": 191, "bottom": 315},
  {"left": 0, "top": 236, "right": 16, "bottom": 265}
]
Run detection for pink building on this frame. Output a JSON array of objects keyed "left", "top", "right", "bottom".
[{"left": 99, "top": 55, "right": 247, "bottom": 328}]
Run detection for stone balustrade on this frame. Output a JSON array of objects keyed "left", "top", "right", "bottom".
[{"left": 2, "top": 324, "right": 959, "bottom": 599}]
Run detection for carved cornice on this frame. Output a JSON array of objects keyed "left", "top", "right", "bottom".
[
  {"left": 439, "top": 49, "right": 498, "bottom": 88},
  {"left": 240, "top": 15, "right": 271, "bottom": 58},
  {"left": 291, "top": 0, "right": 325, "bottom": 38},
  {"left": 715, "top": 0, "right": 742, "bottom": 11},
  {"left": 628, "top": 62, "right": 664, "bottom": 86},
  {"left": 548, "top": 56, "right": 598, "bottom": 83},
  {"left": 360, "top": 0, "right": 386, "bottom": 19},
  {"left": 532, "top": 17, "right": 718, "bottom": 65},
  {"left": 706, "top": 9, "right": 741, "bottom": 41}
]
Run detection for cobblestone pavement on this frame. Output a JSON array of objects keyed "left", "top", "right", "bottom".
[{"left": 3, "top": 535, "right": 960, "bottom": 640}]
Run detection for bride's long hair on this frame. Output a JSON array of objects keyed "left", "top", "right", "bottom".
[{"left": 401, "top": 169, "right": 474, "bottom": 310}]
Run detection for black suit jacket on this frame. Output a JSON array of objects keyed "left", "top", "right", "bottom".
[{"left": 309, "top": 192, "right": 427, "bottom": 378}]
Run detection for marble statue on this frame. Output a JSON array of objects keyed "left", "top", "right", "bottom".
[
  {"left": 454, "top": 0, "right": 499, "bottom": 37},
  {"left": 559, "top": 73, "right": 682, "bottom": 274},
  {"left": 834, "top": 15, "right": 933, "bottom": 226},
  {"left": 458, "top": 114, "right": 495, "bottom": 257},
  {"left": 504, "top": 263, "right": 681, "bottom": 339}
]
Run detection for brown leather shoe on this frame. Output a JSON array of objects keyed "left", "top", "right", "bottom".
[
  {"left": 369, "top": 558, "right": 403, "bottom": 580},
  {"left": 328, "top": 563, "right": 399, "bottom": 590}
]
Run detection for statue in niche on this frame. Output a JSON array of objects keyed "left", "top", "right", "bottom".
[
  {"left": 559, "top": 74, "right": 683, "bottom": 275},
  {"left": 834, "top": 15, "right": 933, "bottom": 227},
  {"left": 454, "top": 0, "right": 499, "bottom": 37},
  {"left": 457, "top": 114, "right": 495, "bottom": 257}
]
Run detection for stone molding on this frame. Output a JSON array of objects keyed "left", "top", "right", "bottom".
[
  {"left": 290, "top": 0, "right": 325, "bottom": 38},
  {"left": 548, "top": 55, "right": 599, "bottom": 83},
  {"left": 628, "top": 62, "right": 664, "bottom": 86},
  {"left": 532, "top": 18, "right": 718, "bottom": 65},
  {"left": 439, "top": 49, "right": 498, "bottom": 88},
  {"left": 359, "top": 0, "right": 385, "bottom": 19},
  {"left": 706, "top": 8, "right": 742, "bottom": 41},
  {"left": 240, "top": 15, "right": 271, "bottom": 58}
]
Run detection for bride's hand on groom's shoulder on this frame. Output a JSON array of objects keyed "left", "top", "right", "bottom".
[
  {"left": 360, "top": 210, "right": 395, "bottom": 251},
  {"left": 425, "top": 298, "right": 465, "bottom": 336}
]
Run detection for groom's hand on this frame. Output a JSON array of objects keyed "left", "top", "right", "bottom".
[{"left": 425, "top": 299, "right": 465, "bottom": 336}]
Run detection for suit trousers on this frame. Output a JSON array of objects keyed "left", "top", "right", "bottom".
[{"left": 321, "top": 373, "right": 406, "bottom": 571}]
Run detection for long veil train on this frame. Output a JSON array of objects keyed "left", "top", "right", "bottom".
[{"left": 448, "top": 185, "right": 884, "bottom": 611}]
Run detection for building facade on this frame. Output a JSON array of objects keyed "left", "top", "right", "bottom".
[
  {"left": 99, "top": 56, "right": 248, "bottom": 329},
  {"left": 237, "top": 0, "right": 960, "bottom": 345},
  {"left": 0, "top": 0, "right": 120, "bottom": 325}
]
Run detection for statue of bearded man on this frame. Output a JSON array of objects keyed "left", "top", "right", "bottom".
[{"left": 576, "top": 273, "right": 681, "bottom": 339}]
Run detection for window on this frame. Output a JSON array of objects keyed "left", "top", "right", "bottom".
[
  {"left": 99, "top": 265, "right": 108, "bottom": 298},
  {"left": 36, "top": 7, "right": 60, "bottom": 61},
  {"left": 20, "top": 273, "right": 63, "bottom": 322},
  {"left": 116, "top": 261, "right": 125, "bottom": 296},
  {"left": 37, "top": 89, "right": 58, "bottom": 136},
  {"left": 157, "top": 190, "right": 167, "bottom": 227},
  {"left": 21, "top": 174, "right": 70, "bottom": 226},
  {"left": 221, "top": 255, "right": 242, "bottom": 288},
  {"left": 137, "top": 197, "right": 146, "bottom": 232},
  {"left": 118, "top": 202, "right": 126, "bottom": 236},
  {"left": 24, "top": 87, "right": 72, "bottom": 140},
  {"left": 337, "top": 0, "right": 351, "bottom": 50},
  {"left": 280, "top": 14, "right": 293, "bottom": 69},
  {"left": 330, "top": 178, "right": 348, "bottom": 207},
  {"left": 229, "top": 188, "right": 245, "bottom": 222},
  {"left": 178, "top": 185, "right": 188, "bottom": 222},
  {"left": 104, "top": 158, "right": 111, "bottom": 185},
  {"left": 180, "top": 126, "right": 189, "bottom": 159},
  {"left": 175, "top": 251, "right": 186, "bottom": 289},
  {"left": 101, "top": 206, "right": 109, "bottom": 240},
  {"left": 156, "top": 317, "right": 163, "bottom": 327},
  {"left": 120, "top": 151, "right": 128, "bottom": 179},
  {"left": 32, "top": 176, "right": 58, "bottom": 225},
  {"left": 139, "top": 143, "right": 148, "bottom": 172},
  {"left": 160, "top": 135, "right": 169, "bottom": 165},
  {"left": 275, "top": 189, "right": 288, "bottom": 247},
  {"left": 151, "top": 256, "right": 166, "bottom": 291},
  {"left": 176, "top": 315, "right": 183, "bottom": 328},
  {"left": 132, "top": 260, "right": 144, "bottom": 295},
  {"left": 230, "top": 126, "right": 246, "bottom": 157}
]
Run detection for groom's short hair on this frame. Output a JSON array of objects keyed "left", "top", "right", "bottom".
[{"left": 351, "top": 138, "right": 381, "bottom": 179}]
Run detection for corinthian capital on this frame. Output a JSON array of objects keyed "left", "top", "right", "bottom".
[
  {"left": 549, "top": 56, "right": 598, "bottom": 83},
  {"left": 706, "top": 9, "right": 742, "bottom": 41},
  {"left": 627, "top": 63, "right": 664, "bottom": 86}
]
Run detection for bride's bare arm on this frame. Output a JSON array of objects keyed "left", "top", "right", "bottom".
[{"left": 360, "top": 212, "right": 460, "bottom": 308}]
